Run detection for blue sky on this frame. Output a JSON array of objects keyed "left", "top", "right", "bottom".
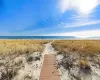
[{"left": 0, "top": 0, "right": 100, "bottom": 37}]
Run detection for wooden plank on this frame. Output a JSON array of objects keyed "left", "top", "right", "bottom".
[{"left": 40, "top": 54, "right": 61, "bottom": 80}]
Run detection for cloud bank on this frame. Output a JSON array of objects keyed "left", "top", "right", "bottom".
[
  {"left": 48, "top": 29, "right": 100, "bottom": 38},
  {"left": 59, "top": 0, "right": 100, "bottom": 15},
  {"left": 64, "top": 20, "right": 100, "bottom": 28}
]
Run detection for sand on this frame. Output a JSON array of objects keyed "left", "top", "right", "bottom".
[{"left": 1, "top": 41, "right": 100, "bottom": 80}]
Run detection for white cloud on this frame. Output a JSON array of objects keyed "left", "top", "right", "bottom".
[
  {"left": 48, "top": 29, "right": 100, "bottom": 38},
  {"left": 64, "top": 20, "right": 100, "bottom": 28},
  {"left": 59, "top": 0, "right": 100, "bottom": 15}
]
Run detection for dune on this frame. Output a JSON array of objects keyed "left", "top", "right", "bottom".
[
  {"left": 53, "top": 40, "right": 100, "bottom": 80},
  {"left": 0, "top": 40, "right": 100, "bottom": 80},
  {"left": 0, "top": 40, "right": 50, "bottom": 80}
]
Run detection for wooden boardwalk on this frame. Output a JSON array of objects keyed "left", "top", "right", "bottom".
[{"left": 40, "top": 54, "right": 61, "bottom": 80}]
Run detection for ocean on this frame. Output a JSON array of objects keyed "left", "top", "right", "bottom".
[{"left": 0, "top": 36, "right": 76, "bottom": 39}]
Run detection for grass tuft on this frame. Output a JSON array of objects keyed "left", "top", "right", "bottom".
[
  {"left": 53, "top": 40, "right": 100, "bottom": 55},
  {"left": 0, "top": 39, "right": 50, "bottom": 55}
]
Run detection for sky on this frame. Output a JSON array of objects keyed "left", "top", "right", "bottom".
[{"left": 0, "top": 0, "right": 100, "bottom": 38}]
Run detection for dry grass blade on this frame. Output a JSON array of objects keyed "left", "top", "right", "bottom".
[{"left": 0, "top": 39, "right": 50, "bottom": 55}]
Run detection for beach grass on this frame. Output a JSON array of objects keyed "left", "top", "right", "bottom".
[
  {"left": 0, "top": 39, "right": 51, "bottom": 80},
  {"left": 0, "top": 39, "right": 50, "bottom": 55},
  {"left": 54, "top": 40, "right": 100, "bottom": 79},
  {"left": 52, "top": 40, "right": 100, "bottom": 55}
]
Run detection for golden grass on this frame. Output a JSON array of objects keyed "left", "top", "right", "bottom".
[
  {"left": 79, "top": 60, "right": 89, "bottom": 66},
  {"left": 52, "top": 40, "right": 100, "bottom": 55},
  {"left": 0, "top": 39, "right": 50, "bottom": 55}
]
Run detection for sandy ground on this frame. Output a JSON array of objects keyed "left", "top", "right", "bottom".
[
  {"left": 0, "top": 51, "right": 44, "bottom": 80},
  {"left": 45, "top": 41, "right": 100, "bottom": 80},
  {"left": 43, "top": 42, "right": 57, "bottom": 55},
  {"left": 0, "top": 41, "right": 100, "bottom": 80},
  {"left": 56, "top": 53, "right": 100, "bottom": 80},
  {"left": 0, "top": 41, "right": 57, "bottom": 80}
]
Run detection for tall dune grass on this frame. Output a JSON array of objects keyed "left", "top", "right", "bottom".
[
  {"left": 0, "top": 39, "right": 51, "bottom": 80},
  {"left": 0, "top": 40, "right": 50, "bottom": 55},
  {"left": 52, "top": 40, "right": 100, "bottom": 55},
  {"left": 54, "top": 40, "right": 100, "bottom": 80}
]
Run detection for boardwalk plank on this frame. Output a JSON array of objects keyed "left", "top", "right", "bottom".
[{"left": 40, "top": 54, "right": 61, "bottom": 80}]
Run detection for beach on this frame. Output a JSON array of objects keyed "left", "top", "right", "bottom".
[
  {"left": 0, "top": 40, "right": 100, "bottom": 80},
  {"left": 0, "top": 40, "right": 50, "bottom": 80}
]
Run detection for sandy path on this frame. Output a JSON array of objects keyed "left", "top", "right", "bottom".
[
  {"left": 43, "top": 42, "right": 57, "bottom": 55},
  {"left": 40, "top": 42, "right": 61, "bottom": 80}
]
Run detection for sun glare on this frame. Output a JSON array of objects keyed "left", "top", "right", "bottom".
[{"left": 59, "top": 0, "right": 99, "bottom": 15}]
